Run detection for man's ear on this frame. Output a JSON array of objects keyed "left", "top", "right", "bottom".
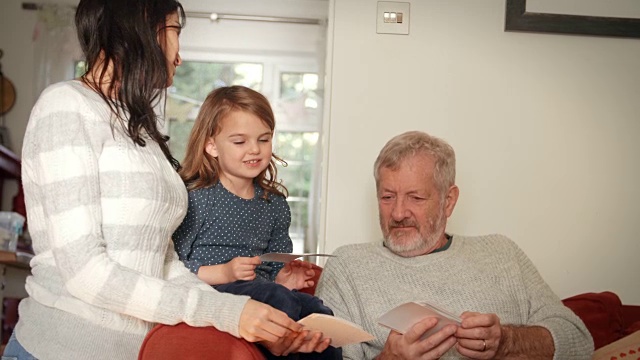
[
  {"left": 205, "top": 138, "right": 218, "bottom": 158},
  {"left": 444, "top": 185, "right": 459, "bottom": 218}
]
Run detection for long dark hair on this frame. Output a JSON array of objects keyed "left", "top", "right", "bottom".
[
  {"left": 179, "top": 86, "right": 288, "bottom": 199},
  {"left": 75, "top": 0, "right": 185, "bottom": 170}
]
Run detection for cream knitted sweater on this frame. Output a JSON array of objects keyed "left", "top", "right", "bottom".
[
  {"left": 16, "top": 80, "right": 249, "bottom": 359},
  {"left": 316, "top": 234, "right": 593, "bottom": 360}
]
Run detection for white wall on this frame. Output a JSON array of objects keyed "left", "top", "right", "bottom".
[{"left": 321, "top": 0, "right": 640, "bottom": 304}]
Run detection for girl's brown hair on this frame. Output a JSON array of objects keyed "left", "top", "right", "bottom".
[{"left": 179, "top": 86, "right": 288, "bottom": 199}]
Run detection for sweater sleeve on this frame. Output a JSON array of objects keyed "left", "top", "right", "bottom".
[
  {"left": 316, "top": 250, "right": 368, "bottom": 360},
  {"left": 172, "top": 189, "right": 208, "bottom": 274},
  {"left": 505, "top": 237, "right": 594, "bottom": 359},
  {"left": 163, "top": 238, "right": 212, "bottom": 291},
  {"left": 21, "top": 89, "right": 249, "bottom": 337}
]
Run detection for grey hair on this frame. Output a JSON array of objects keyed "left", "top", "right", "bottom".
[{"left": 373, "top": 131, "right": 456, "bottom": 196}]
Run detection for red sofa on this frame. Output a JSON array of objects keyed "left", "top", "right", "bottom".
[
  {"left": 562, "top": 291, "right": 640, "bottom": 350},
  {"left": 138, "top": 265, "right": 640, "bottom": 359}
]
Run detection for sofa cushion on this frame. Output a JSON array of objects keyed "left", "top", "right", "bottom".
[
  {"left": 623, "top": 305, "right": 640, "bottom": 335},
  {"left": 562, "top": 291, "right": 625, "bottom": 349}
]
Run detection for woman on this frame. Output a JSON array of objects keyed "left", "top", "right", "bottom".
[{"left": 2, "top": 0, "right": 329, "bottom": 359}]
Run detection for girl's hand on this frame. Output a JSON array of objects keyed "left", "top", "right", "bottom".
[
  {"left": 196, "top": 256, "right": 261, "bottom": 285},
  {"left": 239, "top": 299, "right": 303, "bottom": 343},
  {"left": 224, "top": 256, "right": 261, "bottom": 282},
  {"left": 275, "top": 260, "right": 316, "bottom": 290}
]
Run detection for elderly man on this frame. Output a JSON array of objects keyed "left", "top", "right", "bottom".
[{"left": 316, "top": 131, "right": 593, "bottom": 360}]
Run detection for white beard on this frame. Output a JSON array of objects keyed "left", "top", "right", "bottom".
[{"left": 383, "top": 206, "right": 446, "bottom": 257}]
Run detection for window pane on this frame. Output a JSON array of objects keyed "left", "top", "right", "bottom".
[
  {"left": 170, "top": 61, "right": 263, "bottom": 103},
  {"left": 74, "top": 61, "right": 86, "bottom": 78},
  {"left": 275, "top": 132, "right": 319, "bottom": 254},
  {"left": 274, "top": 72, "right": 321, "bottom": 253},
  {"left": 274, "top": 72, "right": 320, "bottom": 132}
]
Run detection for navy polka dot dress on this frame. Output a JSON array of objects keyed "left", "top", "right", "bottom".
[{"left": 173, "top": 181, "right": 292, "bottom": 281}]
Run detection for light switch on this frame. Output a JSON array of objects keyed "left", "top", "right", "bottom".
[{"left": 377, "top": 1, "right": 410, "bottom": 35}]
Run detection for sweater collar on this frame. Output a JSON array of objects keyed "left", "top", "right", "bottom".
[{"left": 378, "top": 233, "right": 458, "bottom": 265}]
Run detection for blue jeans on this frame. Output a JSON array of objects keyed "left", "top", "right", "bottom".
[
  {"left": 215, "top": 280, "right": 334, "bottom": 321},
  {"left": 2, "top": 332, "right": 38, "bottom": 360},
  {"left": 216, "top": 280, "right": 342, "bottom": 360}
]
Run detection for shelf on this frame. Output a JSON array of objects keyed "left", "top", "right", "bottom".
[{"left": 0, "top": 251, "right": 31, "bottom": 270}]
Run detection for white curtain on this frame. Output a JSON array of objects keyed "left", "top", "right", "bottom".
[{"left": 32, "top": 4, "right": 82, "bottom": 100}]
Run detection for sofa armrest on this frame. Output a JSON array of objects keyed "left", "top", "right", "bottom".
[
  {"left": 138, "top": 323, "right": 265, "bottom": 360},
  {"left": 562, "top": 291, "right": 625, "bottom": 349}
]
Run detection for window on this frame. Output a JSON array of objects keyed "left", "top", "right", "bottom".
[
  {"left": 74, "top": 61, "right": 86, "bottom": 78},
  {"left": 166, "top": 60, "right": 322, "bottom": 254},
  {"left": 272, "top": 72, "right": 321, "bottom": 253}
]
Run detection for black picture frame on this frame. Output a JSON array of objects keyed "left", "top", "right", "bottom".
[{"left": 505, "top": 0, "right": 640, "bottom": 39}]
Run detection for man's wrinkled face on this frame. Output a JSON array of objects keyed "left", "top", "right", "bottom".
[{"left": 377, "top": 154, "right": 447, "bottom": 257}]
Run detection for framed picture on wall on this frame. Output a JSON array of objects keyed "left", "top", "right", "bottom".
[{"left": 505, "top": 0, "right": 640, "bottom": 39}]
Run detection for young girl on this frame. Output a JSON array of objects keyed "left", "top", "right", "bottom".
[{"left": 173, "top": 85, "right": 342, "bottom": 359}]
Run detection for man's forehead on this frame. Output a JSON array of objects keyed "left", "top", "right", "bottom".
[{"left": 383, "top": 155, "right": 435, "bottom": 176}]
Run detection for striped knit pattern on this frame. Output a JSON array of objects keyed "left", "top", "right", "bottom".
[
  {"left": 316, "top": 234, "right": 594, "bottom": 360},
  {"left": 16, "top": 80, "right": 249, "bottom": 360}
]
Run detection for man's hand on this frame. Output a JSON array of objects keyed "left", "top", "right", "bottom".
[
  {"left": 455, "top": 312, "right": 555, "bottom": 359},
  {"left": 275, "top": 260, "right": 315, "bottom": 290},
  {"left": 376, "top": 317, "right": 458, "bottom": 359},
  {"left": 455, "top": 312, "right": 502, "bottom": 359}
]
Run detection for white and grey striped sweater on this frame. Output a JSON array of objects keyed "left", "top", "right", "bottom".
[{"left": 15, "top": 80, "right": 249, "bottom": 360}]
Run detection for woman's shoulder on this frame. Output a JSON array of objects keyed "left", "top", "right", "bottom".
[
  {"left": 37, "top": 80, "right": 96, "bottom": 103},
  {"left": 33, "top": 80, "right": 108, "bottom": 120}
]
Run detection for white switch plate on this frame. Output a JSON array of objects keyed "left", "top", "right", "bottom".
[{"left": 377, "top": 1, "right": 410, "bottom": 35}]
